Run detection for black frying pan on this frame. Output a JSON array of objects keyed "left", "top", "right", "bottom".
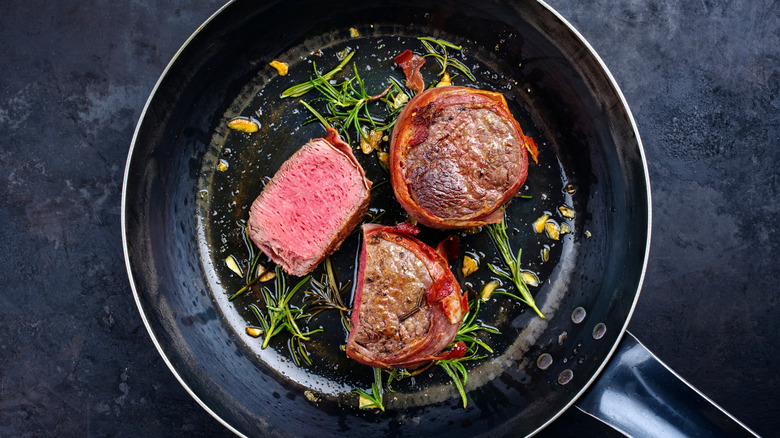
[{"left": 121, "top": 1, "right": 754, "bottom": 436}]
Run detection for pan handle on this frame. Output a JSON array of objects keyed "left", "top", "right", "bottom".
[{"left": 574, "top": 331, "right": 759, "bottom": 437}]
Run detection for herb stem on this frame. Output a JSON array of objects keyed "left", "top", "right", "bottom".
[
  {"left": 281, "top": 50, "right": 356, "bottom": 98},
  {"left": 417, "top": 36, "right": 476, "bottom": 82},
  {"left": 300, "top": 100, "right": 331, "bottom": 129},
  {"left": 418, "top": 36, "right": 463, "bottom": 51},
  {"left": 229, "top": 264, "right": 271, "bottom": 301},
  {"left": 485, "top": 218, "right": 545, "bottom": 318},
  {"left": 353, "top": 367, "right": 385, "bottom": 411}
]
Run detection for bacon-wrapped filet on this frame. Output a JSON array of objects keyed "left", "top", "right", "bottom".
[
  {"left": 390, "top": 86, "right": 535, "bottom": 229},
  {"left": 345, "top": 223, "right": 467, "bottom": 369}
]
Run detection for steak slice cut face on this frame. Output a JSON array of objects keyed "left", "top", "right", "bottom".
[
  {"left": 390, "top": 86, "right": 533, "bottom": 229},
  {"left": 247, "top": 127, "right": 371, "bottom": 276},
  {"left": 346, "top": 223, "right": 467, "bottom": 369}
]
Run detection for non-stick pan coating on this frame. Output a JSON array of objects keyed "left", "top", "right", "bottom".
[{"left": 122, "top": 1, "right": 649, "bottom": 436}]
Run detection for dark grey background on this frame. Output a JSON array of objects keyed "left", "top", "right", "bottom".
[{"left": 1, "top": 0, "right": 777, "bottom": 436}]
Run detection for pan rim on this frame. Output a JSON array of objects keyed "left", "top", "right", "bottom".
[
  {"left": 526, "top": 1, "right": 652, "bottom": 436},
  {"left": 120, "top": 0, "right": 247, "bottom": 436},
  {"left": 120, "top": 1, "right": 653, "bottom": 437}
]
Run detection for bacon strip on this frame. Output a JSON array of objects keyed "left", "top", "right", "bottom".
[
  {"left": 435, "top": 235, "right": 460, "bottom": 261},
  {"left": 523, "top": 133, "right": 540, "bottom": 164},
  {"left": 346, "top": 223, "right": 467, "bottom": 369},
  {"left": 394, "top": 49, "right": 426, "bottom": 94}
]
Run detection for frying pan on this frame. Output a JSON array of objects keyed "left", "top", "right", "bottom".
[{"left": 121, "top": 0, "right": 757, "bottom": 436}]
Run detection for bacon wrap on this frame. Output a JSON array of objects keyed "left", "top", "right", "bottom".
[
  {"left": 394, "top": 49, "right": 426, "bottom": 94},
  {"left": 346, "top": 223, "right": 467, "bottom": 369},
  {"left": 389, "top": 86, "right": 534, "bottom": 229},
  {"left": 435, "top": 235, "right": 460, "bottom": 261},
  {"left": 431, "top": 341, "right": 467, "bottom": 361}
]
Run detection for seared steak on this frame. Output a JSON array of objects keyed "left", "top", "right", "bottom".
[
  {"left": 346, "top": 223, "right": 467, "bottom": 369},
  {"left": 390, "top": 86, "right": 532, "bottom": 229},
  {"left": 247, "top": 127, "right": 371, "bottom": 276}
]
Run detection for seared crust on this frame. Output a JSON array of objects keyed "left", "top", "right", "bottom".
[
  {"left": 346, "top": 223, "right": 467, "bottom": 369},
  {"left": 390, "top": 86, "right": 529, "bottom": 229}
]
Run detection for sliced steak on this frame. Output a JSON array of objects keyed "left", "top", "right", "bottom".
[
  {"left": 390, "top": 86, "right": 533, "bottom": 229},
  {"left": 247, "top": 127, "right": 371, "bottom": 276},
  {"left": 346, "top": 223, "right": 467, "bottom": 369}
]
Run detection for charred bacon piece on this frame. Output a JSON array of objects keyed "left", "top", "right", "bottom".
[
  {"left": 346, "top": 223, "right": 467, "bottom": 369},
  {"left": 394, "top": 49, "right": 426, "bottom": 94},
  {"left": 390, "top": 86, "right": 533, "bottom": 229}
]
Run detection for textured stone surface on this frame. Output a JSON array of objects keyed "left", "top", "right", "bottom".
[
  {"left": 546, "top": 1, "right": 779, "bottom": 435},
  {"left": 0, "top": 0, "right": 776, "bottom": 437}
]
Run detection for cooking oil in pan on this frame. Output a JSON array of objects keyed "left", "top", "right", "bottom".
[{"left": 196, "top": 30, "right": 581, "bottom": 407}]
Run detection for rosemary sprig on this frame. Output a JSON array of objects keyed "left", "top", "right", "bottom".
[
  {"left": 281, "top": 50, "right": 356, "bottom": 98},
  {"left": 436, "top": 348, "right": 487, "bottom": 410},
  {"left": 353, "top": 367, "right": 385, "bottom": 411},
  {"left": 485, "top": 218, "right": 545, "bottom": 318},
  {"left": 304, "top": 258, "right": 350, "bottom": 321},
  {"left": 229, "top": 264, "right": 271, "bottom": 301},
  {"left": 385, "top": 367, "right": 414, "bottom": 393},
  {"left": 283, "top": 50, "right": 398, "bottom": 144},
  {"left": 250, "top": 268, "right": 323, "bottom": 365},
  {"left": 312, "top": 64, "right": 392, "bottom": 142},
  {"left": 237, "top": 221, "right": 260, "bottom": 284},
  {"left": 437, "top": 359, "right": 471, "bottom": 409},
  {"left": 229, "top": 221, "right": 272, "bottom": 301},
  {"left": 300, "top": 100, "right": 330, "bottom": 129},
  {"left": 453, "top": 291, "right": 501, "bottom": 353},
  {"left": 435, "top": 293, "right": 498, "bottom": 409},
  {"left": 418, "top": 36, "right": 476, "bottom": 82}
]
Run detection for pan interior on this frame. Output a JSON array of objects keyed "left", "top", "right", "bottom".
[{"left": 124, "top": 1, "right": 648, "bottom": 437}]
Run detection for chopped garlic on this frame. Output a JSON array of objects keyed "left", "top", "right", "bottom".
[
  {"left": 227, "top": 117, "right": 259, "bottom": 133},
  {"left": 359, "top": 129, "right": 383, "bottom": 154},
  {"left": 436, "top": 72, "right": 452, "bottom": 87},
  {"left": 480, "top": 280, "right": 500, "bottom": 301},
  {"left": 269, "top": 60, "right": 288, "bottom": 76},
  {"left": 358, "top": 393, "right": 378, "bottom": 409},
  {"left": 520, "top": 270, "right": 540, "bottom": 287},
  {"left": 225, "top": 255, "right": 242, "bottom": 276},
  {"left": 377, "top": 151, "right": 389, "bottom": 167},
  {"left": 245, "top": 327, "right": 263, "bottom": 338},
  {"left": 533, "top": 214, "right": 550, "bottom": 234},
  {"left": 217, "top": 159, "right": 229, "bottom": 172},
  {"left": 391, "top": 91, "right": 409, "bottom": 110},
  {"left": 545, "top": 220, "right": 561, "bottom": 240},
  {"left": 256, "top": 265, "right": 276, "bottom": 282},
  {"left": 462, "top": 255, "right": 479, "bottom": 277},
  {"left": 558, "top": 205, "right": 575, "bottom": 219}
]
